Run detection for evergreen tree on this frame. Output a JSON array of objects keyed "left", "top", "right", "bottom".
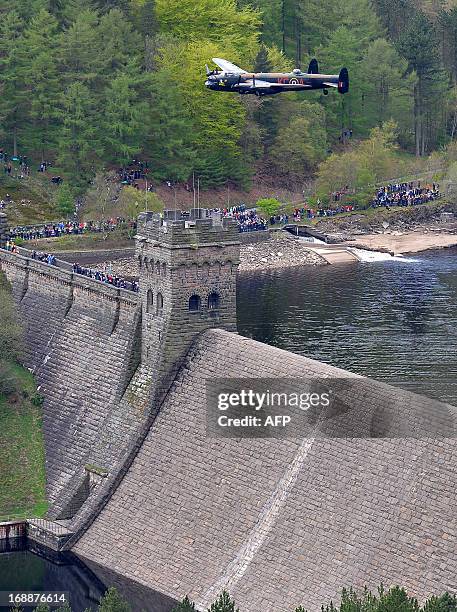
[
  {"left": 98, "top": 587, "right": 131, "bottom": 612},
  {"left": 98, "top": 8, "right": 143, "bottom": 73},
  {"left": 171, "top": 595, "right": 196, "bottom": 612},
  {"left": 16, "top": 9, "right": 61, "bottom": 159},
  {"left": 396, "top": 12, "right": 449, "bottom": 155},
  {"left": 372, "top": 0, "right": 414, "bottom": 41},
  {"left": 57, "top": 82, "right": 102, "bottom": 187},
  {"left": 377, "top": 586, "right": 419, "bottom": 611},
  {"left": 253, "top": 45, "right": 281, "bottom": 149},
  {"left": 61, "top": 0, "right": 99, "bottom": 23},
  {"left": 95, "top": 0, "right": 131, "bottom": 13},
  {"left": 56, "top": 182, "right": 76, "bottom": 215},
  {"left": 147, "top": 67, "right": 196, "bottom": 181},
  {"left": 422, "top": 593, "right": 457, "bottom": 611},
  {"left": 437, "top": 7, "right": 457, "bottom": 82},
  {"left": 102, "top": 68, "right": 146, "bottom": 164},
  {"left": 0, "top": 10, "right": 24, "bottom": 153},
  {"left": 237, "top": 0, "right": 282, "bottom": 48},
  {"left": 59, "top": 8, "right": 103, "bottom": 87},
  {"left": 135, "top": 0, "right": 158, "bottom": 37},
  {"left": 358, "top": 38, "right": 415, "bottom": 142},
  {"left": 207, "top": 591, "right": 239, "bottom": 612}
]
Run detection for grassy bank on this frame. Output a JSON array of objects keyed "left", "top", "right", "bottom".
[
  {"left": 26, "top": 228, "right": 134, "bottom": 252},
  {"left": 0, "top": 363, "right": 47, "bottom": 521},
  {"left": 1, "top": 174, "right": 57, "bottom": 225}
]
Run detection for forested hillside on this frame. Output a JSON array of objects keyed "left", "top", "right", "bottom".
[{"left": 0, "top": 0, "right": 456, "bottom": 197}]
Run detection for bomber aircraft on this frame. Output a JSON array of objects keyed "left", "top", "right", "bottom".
[{"left": 205, "top": 58, "right": 349, "bottom": 97}]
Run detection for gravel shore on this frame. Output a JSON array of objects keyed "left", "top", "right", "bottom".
[{"left": 238, "top": 233, "right": 325, "bottom": 271}]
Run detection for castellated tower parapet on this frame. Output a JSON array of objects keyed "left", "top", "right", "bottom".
[{"left": 136, "top": 208, "right": 240, "bottom": 398}]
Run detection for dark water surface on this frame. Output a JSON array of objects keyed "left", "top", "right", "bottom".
[
  {"left": 0, "top": 541, "right": 177, "bottom": 611},
  {"left": 237, "top": 248, "right": 457, "bottom": 405},
  {"left": 2, "top": 249, "right": 457, "bottom": 609}
]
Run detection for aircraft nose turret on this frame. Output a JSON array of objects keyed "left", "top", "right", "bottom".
[{"left": 205, "top": 75, "right": 220, "bottom": 90}]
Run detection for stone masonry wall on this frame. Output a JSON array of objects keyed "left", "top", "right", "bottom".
[
  {"left": 74, "top": 329, "right": 457, "bottom": 612},
  {"left": 0, "top": 249, "right": 145, "bottom": 520},
  {"left": 136, "top": 212, "right": 240, "bottom": 403}
]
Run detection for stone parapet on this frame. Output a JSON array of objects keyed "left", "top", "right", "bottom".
[{"left": 137, "top": 210, "right": 239, "bottom": 247}]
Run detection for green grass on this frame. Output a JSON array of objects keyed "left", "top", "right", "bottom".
[
  {"left": 0, "top": 173, "right": 58, "bottom": 225},
  {"left": 0, "top": 364, "right": 47, "bottom": 522}
]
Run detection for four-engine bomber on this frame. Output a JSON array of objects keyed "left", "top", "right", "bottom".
[{"left": 205, "top": 58, "right": 349, "bottom": 97}]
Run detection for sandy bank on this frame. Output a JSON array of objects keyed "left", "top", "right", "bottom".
[{"left": 352, "top": 231, "right": 457, "bottom": 255}]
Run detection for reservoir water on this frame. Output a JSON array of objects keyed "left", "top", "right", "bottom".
[
  {"left": 2, "top": 248, "right": 457, "bottom": 609},
  {"left": 237, "top": 247, "right": 457, "bottom": 405}
]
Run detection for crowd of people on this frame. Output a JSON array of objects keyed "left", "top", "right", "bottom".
[
  {"left": 0, "top": 147, "right": 69, "bottom": 185},
  {"left": 31, "top": 250, "right": 57, "bottom": 265},
  {"left": 269, "top": 214, "right": 290, "bottom": 225},
  {"left": 219, "top": 204, "right": 268, "bottom": 232},
  {"left": 1, "top": 240, "right": 138, "bottom": 292},
  {"left": 371, "top": 182, "right": 441, "bottom": 208},
  {"left": 72, "top": 263, "right": 139, "bottom": 292},
  {"left": 1, "top": 150, "right": 31, "bottom": 179},
  {"left": 266, "top": 204, "right": 356, "bottom": 225},
  {"left": 118, "top": 159, "right": 149, "bottom": 186},
  {"left": 10, "top": 217, "right": 137, "bottom": 241}
]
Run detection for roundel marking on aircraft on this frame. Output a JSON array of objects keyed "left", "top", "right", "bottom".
[{"left": 289, "top": 78, "right": 299, "bottom": 85}]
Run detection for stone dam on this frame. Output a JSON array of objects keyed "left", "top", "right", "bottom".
[{"left": 0, "top": 210, "right": 456, "bottom": 611}]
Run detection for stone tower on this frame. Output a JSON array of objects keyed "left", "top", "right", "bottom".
[
  {"left": 0, "top": 213, "right": 8, "bottom": 249},
  {"left": 136, "top": 208, "right": 240, "bottom": 398}
]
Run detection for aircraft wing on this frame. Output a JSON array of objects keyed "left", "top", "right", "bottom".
[
  {"left": 212, "top": 58, "right": 247, "bottom": 74},
  {"left": 270, "top": 82, "right": 312, "bottom": 88},
  {"left": 239, "top": 79, "right": 273, "bottom": 88}
]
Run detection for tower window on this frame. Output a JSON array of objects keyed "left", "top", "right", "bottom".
[
  {"left": 208, "top": 292, "right": 220, "bottom": 310},
  {"left": 146, "top": 289, "right": 153, "bottom": 313},
  {"left": 156, "top": 292, "right": 164, "bottom": 314},
  {"left": 189, "top": 295, "right": 201, "bottom": 311}
]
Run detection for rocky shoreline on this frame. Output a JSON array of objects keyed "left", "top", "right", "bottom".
[{"left": 238, "top": 233, "right": 325, "bottom": 271}]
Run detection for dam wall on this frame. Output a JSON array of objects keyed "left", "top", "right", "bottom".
[
  {"left": 0, "top": 249, "right": 145, "bottom": 519},
  {"left": 73, "top": 329, "right": 457, "bottom": 612},
  {"left": 2, "top": 210, "right": 457, "bottom": 611}
]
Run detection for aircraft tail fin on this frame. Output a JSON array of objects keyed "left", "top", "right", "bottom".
[
  {"left": 338, "top": 67, "right": 349, "bottom": 94},
  {"left": 308, "top": 58, "right": 319, "bottom": 74},
  {"left": 205, "top": 64, "right": 211, "bottom": 76}
]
